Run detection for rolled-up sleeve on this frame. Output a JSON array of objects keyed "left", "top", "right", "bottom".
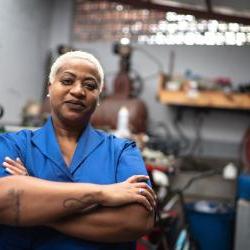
[{"left": 115, "top": 141, "right": 149, "bottom": 183}]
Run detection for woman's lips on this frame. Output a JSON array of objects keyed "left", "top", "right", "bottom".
[{"left": 64, "top": 100, "right": 85, "bottom": 110}]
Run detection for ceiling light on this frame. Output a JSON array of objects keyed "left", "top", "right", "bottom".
[
  {"left": 120, "top": 37, "right": 130, "bottom": 45},
  {"left": 116, "top": 5, "right": 123, "bottom": 11}
]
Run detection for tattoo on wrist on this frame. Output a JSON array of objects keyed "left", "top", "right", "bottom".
[
  {"left": 7, "top": 189, "right": 23, "bottom": 226},
  {"left": 63, "top": 194, "right": 96, "bottom": 211}
]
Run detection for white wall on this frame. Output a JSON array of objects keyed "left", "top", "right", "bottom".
[
  {"left": 49, "top": 0, "right": 74, "bottom": 49},
  {"left": 0, "top": 0, "right": 53, "bottom": 123},
  {"left": 0, "top": 0, "right": 74, "bottom": 124}
]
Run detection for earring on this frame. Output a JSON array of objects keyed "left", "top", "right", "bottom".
[
  {"left": 97, "top": 97, "right": 100, "bottom": 106},
  {"left": 46, "top": 93, "right": 50, "bottom": 97}
]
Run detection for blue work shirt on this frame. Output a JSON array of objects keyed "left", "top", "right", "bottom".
[{"left": 0, "top": 117, "right": 148, "bottom": 250}]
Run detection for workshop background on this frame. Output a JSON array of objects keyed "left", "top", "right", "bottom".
[{"left": 0, "top": 0, "right": 250, "bottom": 250}]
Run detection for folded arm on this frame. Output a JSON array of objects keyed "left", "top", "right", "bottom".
[
  {"left": 0, "top": 175, "right": 154, "bottom": 227},
  {"left": 1, "top": 156, "right": 156, "bottom": 242},
  {"left": 0, "top": 175, "right": 102, "bottom": 226},
  {"left": 50, "top": 204, "right": 155, "bottom": 242}
]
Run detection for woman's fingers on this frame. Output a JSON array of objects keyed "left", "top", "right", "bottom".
[
  {"left": 135, "top": 182, "right": 157, "bottom": 201},
  {"left": 126, "top": 175, "right": 150, "bottom": 183},
  {"left": 4, "top": 167, "right": 15, "bottom": 175},
  {"left": 2, "top": 157, "right": 28, "bottom": 175},
  {"left": 135, "top": 185, "right": 156, "bottom": 209},
  {"left": 135, "top": 195, "right": 153, "bottom": 211},
  {"left": 3, "top": 162, "right": 26, "bottom": 175},
  {"left": 125, "top": 175, "right": 156, "bottom": 209},
  {"left": 16, "top": 157, "right": 24, "bottom": 165},
  {"left": 3, "top": 162, "right": 24, "bottom": 175},
  {"left": 4, "top": 157, "right": 26, "bottom": 170}
]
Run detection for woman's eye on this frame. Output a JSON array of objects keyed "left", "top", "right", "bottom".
[
  {"left": 61, "top": 79, "right": 73, "bottom": 85},
  {"left": 84, "top": 82, "right": 97, "bottom": 90}
]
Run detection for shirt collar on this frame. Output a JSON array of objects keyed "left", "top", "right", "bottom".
[{"left": 32, "top": 117, "right": 104, "bottom": 175}]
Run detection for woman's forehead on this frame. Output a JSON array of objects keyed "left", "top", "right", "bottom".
[{"left": 56, "top": 57, "right": 100, "bottom": 78}]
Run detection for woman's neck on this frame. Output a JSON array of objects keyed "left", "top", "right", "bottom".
[{"left": 51, "top": 116, "right": 87, "bottom": 141}]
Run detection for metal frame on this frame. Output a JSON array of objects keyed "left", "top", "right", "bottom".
[{"left": 102, "top": 0, "right": 250, "bottom": 25}]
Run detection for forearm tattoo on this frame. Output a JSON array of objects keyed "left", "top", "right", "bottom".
[
  {"left": 63, "top": 194, "right": 97, "bottom": 211},
  {"left": 7, "top": 189, "right": 23, "bottom": 226}
]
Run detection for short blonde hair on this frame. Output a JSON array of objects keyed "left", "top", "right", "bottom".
[{"left": 49, "top": 51, "right": 104, "bottom": 91}]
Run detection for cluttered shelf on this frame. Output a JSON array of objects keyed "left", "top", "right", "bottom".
[
  {"left": 157, "top": 73, "right": 250, "bottom": 110},
  {"left": 158, "top": 89, "right": 250, "bottom": 110}
]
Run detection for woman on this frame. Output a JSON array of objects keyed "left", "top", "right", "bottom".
[{"left": 0, "top": 51, "right": 155, "bottom": 249}]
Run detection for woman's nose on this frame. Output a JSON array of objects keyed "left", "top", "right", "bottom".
[{"left": 69, "top": 83, "right": 85, "bottom": 97}]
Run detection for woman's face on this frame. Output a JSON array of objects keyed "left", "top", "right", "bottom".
[{"left": 48, "top": 57, "right": 101, "bottom": 125}]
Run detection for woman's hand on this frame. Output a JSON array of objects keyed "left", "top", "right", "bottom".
[
  {"left": 2, "top": 157, "right": 29, "bottom": 176},
  {"left": 101, "top": 175, "right": 156, "bottom": 211}
]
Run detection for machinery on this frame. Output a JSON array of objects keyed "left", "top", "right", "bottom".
[{"left": 91, "top": 39, "right": 148, "bottom": 134}]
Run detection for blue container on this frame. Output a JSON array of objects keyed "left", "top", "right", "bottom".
[
  {"left": 237, "top": 174, "right": 250, "bottom": 200},
  {"left": 186, "top": 202, "right": 234, "bottom": 250}
]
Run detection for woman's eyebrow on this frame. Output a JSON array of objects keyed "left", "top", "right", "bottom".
[
  {"left": 61, "top": 71, "right": 76, "bottom": 77},
  {"left": 59, "top": 70, "right": 99, "bottom": 84},
  {"left": 83, "top": 76, "right": 98, "bottom": 82}
]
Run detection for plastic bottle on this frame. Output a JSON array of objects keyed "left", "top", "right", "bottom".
[
  {"left": 115, "top": 106, "right": 131, "bottom": 138},
  {"left": 223, "top": 162, "right": 237, "bottom": 180}
]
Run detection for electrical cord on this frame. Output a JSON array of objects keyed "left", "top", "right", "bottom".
[
  {"left": 173, "top": 108, "right": 207, "bottom": 157},
  {"left": 187, "top": 111, "right": 205, "bottom": 156},
  {"left": 173, "top": 108, "right": 190, "bottom": 155},
  {"left": 0, "top": 105, "right": 4, "bottom": 119},
  {"left": 177, "top": 169, "right": 221, "bottom": 194}
]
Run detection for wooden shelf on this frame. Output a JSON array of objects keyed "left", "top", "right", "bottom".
[{"left": 157, "top": 89, "right": 250, "bottom": 110}]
